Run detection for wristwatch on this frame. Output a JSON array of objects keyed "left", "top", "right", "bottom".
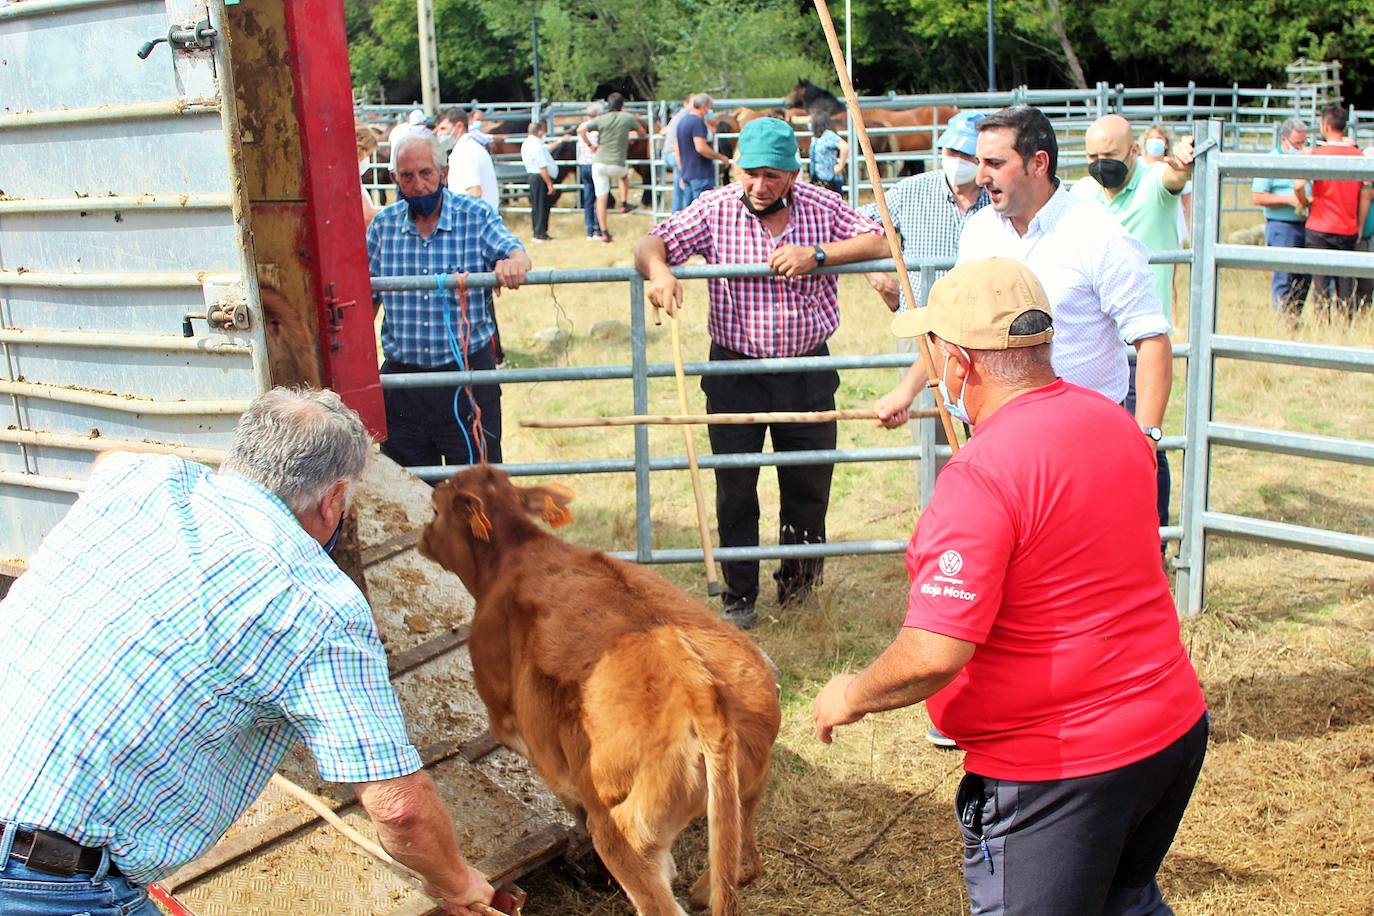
[
  {"left": 1141, "top": 425, "right": 1163, "bottom": 443},
  {"left": 813, "top": 245, "right": 827, "bottom": 266}
]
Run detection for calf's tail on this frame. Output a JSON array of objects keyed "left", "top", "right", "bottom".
[{"left": 680, "top": 639, "right": 742, "bottom": 916}]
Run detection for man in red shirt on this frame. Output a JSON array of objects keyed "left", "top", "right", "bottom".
[
  {"left": 811, "top": 258, "right": 1207, "bottom": 913},
  {"left": 635, "top": 118, "right": 885, "bottom": 627},
  {"left": 1295, "top": 104, "right": 1364, "bottom": 313}
]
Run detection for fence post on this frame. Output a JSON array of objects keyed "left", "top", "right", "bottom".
[
  {"left": 629, "top": 275, "right": 653, "bottom": 562},
  {"left": 1175, "top": 118, "right": 1223, "bottom": 615},
  {"left": 916, "top": 264, "right": 938, "bottom": 508},
  {"left": 648, "top": 103, "right": 659, "bottom": 218}
]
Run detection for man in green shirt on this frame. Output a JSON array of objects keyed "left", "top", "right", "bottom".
[
  {"left": 1251, "top": 117, "right": 1310, "bottom": 314},
  {"left": 1073, "top": 114, "right": 1194, "bottom": 317},
  {"left": 577, "top": 92, "right": 646, "bottom": 243}
]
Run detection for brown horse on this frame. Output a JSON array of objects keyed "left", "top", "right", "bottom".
[{"left": 785, "top": 78, "right": 959, "bottom": 174}]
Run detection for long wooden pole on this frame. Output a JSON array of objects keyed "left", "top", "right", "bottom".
[
  {"left": 810, "top": 0, "right": 962, "bottom": 455},
  {"left": 670, "top": 313, "right": 721, "bottom": 596},
  {"left": 522, "top": 407, "right": 940, "bottom": 430}
]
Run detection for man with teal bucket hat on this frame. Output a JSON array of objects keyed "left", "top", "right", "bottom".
[{"left": 636, "top": 117, "right": 887, "bottom": 629}]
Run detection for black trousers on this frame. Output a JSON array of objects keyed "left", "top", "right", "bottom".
[
  {"left": 1305, "top": 228, "right": 1358, "bottom": 312},
  {"left": 701, "top": 342, "right": 839, "bottom": 606},
  {"left": 527, "top": 174, "right": 552, "bottom": 239},
  {"left": 958, "top": 712, "right": 1208, "bottom": 915},
  {"left": 380, "top": 347, "right": 502, "bottom": 476}
]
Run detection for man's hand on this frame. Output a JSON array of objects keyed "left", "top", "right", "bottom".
[
  {"left": 866, "top": 272, "right": 901, "bottom": 312},
  {"left": 647, "top": 272, "right": 684, "bottom": 317},
  {"left": 492, "top": 251, "right": 531, "bottom": 298},
  {"left": 1164, "top": 134, "right": 1195, "bottom": 173},
  {"left": 769, "top": 244, "right": 821, "bottom": 277},
  {"left": 873, "top": 387, "right": 914, "bottom": 428},
  {"left": 544, "top": 177, "right": 555, "bottom": 194},
  {"left": 427, "top": 863, "right": 495, "bottom": 915},
  {"left": 813, "top": 674, "right": 863, "bottom": 744}
]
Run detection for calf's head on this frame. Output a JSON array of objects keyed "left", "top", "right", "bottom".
[{"left": 418, "top": 464, "right": 574, "bottom": 591}]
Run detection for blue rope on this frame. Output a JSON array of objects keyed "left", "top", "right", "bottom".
[{"left": 437, "top": 273, "right": 476, "bottom": 465}]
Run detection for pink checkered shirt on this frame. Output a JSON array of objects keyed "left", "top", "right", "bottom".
[{"left": 649, "top": 182, "right": 883, "bottom": 357}]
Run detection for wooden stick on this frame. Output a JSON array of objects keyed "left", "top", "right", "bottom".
[
  {"left": 762, "top": 842, "right": 869, "bottom": 909},
  {"left": 810, "top": 0, "right": 962, "bottom": 455},
  {"left": 670, "top": 313, "right": 721, "bottom": 596},
  {"left": 844, "top": 760, "right": 963, "bottom": 863},
  {"left": 522, "top": 407, "right": 940, "bottom": 429}
]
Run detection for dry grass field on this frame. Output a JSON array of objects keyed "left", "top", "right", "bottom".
[{"left": 441, "top": 201, "right": 1374, "bottom": 914}]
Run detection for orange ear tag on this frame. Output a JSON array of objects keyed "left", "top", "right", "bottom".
[
  {"left": 541, "top": 495, "right": 573, "bottom": 528},
  {"left": 469, "top": 508, "right": 493, "bottom": 541}
]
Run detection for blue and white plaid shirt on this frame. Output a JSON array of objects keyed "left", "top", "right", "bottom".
[
  {"left": 860, "top": 170, "right": 990, "bottom": 311},
  {"left": 367, "top": 189, "right": 525, "bottom": 366},
  {"left": 0, "top": 453, "right": 420, "bottom": 884}
]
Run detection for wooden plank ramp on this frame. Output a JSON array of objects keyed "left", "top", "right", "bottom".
[{"left": 162, "top": 456, "right": 577, "bottom": 915}]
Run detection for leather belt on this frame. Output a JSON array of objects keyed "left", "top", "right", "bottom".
[{"left": 9, "top": 827, "right": 120, "bottom": 877}]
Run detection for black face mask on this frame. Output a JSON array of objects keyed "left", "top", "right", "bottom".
[
  {"left": 1088, "top": 158, "right": 1130, "bottom": 190},
  {"left": 740, "top": 191, "right": 789, "bottom": 217},
  {"left": 398, "top": 184, "right": 445, "bottom": 218}
]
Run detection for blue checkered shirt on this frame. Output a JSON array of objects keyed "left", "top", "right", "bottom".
[
  {"left": 0, "top": 453, "right": 420, "bottom": 884},
  {"left": 367, "top": 189, "right": 524, "bottom": 366},
  {"left": 860, "top": 171, "right": 989, "bottom": 311}
]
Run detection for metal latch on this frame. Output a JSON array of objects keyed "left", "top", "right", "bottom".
[
  {"left": 137, "top": 18, "right": 218, "bottom": 59},
  {"left": 324, "top": 283, "right": 357, "bottom": 352},
  {"left": 182, "top": 300, "right": 250, "bottom": 336}
]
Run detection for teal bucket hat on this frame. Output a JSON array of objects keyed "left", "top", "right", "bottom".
[{"left": 737, "top": 117, "right": 802, "bottom": 170}]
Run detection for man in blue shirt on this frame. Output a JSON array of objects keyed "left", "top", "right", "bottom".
[
  {"left": 673, "top": 93, "right": 731, "bottom": 211},
  {"left": 1251, "top": 117, "right": 1310, "bottom": 314},
  {"left": 0, "top": 388, "right": 495, "bottom": 916},
  {"left": 368, "top": 132, "right": 531, "bottom": 469}
]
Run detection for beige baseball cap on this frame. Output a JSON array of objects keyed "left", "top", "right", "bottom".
[{"left": 891, "top": 258, "right": 1055, "bottom": 349}]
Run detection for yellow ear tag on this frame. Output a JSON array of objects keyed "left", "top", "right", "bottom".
[
  {"left": 469, "top": 508, "right": 493, "bottom": 541},
  {"left": 542, "top": 495, "right": 573, "bottom": 528}
]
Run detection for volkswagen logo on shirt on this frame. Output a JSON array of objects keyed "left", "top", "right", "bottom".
[{"left": 938, "top": 549, "right": 964, "bottom": 577}]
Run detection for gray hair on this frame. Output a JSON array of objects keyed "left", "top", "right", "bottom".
[
  {"left": 220, "top": 387, "right": 372, "bottom": 516},
  {"left": 390, "top": 132, "right": 446, "bottom": 172},
  {"left": 691, "top": 93, "right": 714, "bottom": 110},
  {"left": 967, "top": 309, "right": 1054, "bottom": 387},
  {"left": 586, "top": 100, "right": 605, "bottom": 116},
  {"left": 1281, "top": 116, "right": 1309, "bottom": 139}
]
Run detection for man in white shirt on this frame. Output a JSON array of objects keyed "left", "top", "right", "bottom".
[
  {"left": 887, "top": 108, "right": 1171, "bottom": 548},
  {"left": 576, "top": 102, "right": 604, "bottom": 239},
  {"left": 520, "top": 120, "right": 562, "bottom": 241},
  {"left": 442, "top": 108, "right": 500, "bottom": 210}
]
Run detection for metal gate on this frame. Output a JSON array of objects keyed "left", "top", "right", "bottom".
[{"left": 0, "top": 0, "right": 268, "bottom": 567}]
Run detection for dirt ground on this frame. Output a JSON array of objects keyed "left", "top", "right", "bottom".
[{"left": 404, "top": 200, "right": 1374, "bottom": 914}]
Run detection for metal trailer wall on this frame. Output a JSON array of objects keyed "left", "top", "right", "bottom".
[{"left": 0, "top": 0, "right": 271, "bottom": 568}]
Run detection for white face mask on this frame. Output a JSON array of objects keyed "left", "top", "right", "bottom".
[{"left": 942, "top": 154, "right": 978, "bottom": 188}]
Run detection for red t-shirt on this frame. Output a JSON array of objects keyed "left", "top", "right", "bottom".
[
  {"left": 1305, "top": 143, "right": 1364, "bottom": 236},
  {"left": 904, "top": 380, "right": 1205, "bottom": 781}
]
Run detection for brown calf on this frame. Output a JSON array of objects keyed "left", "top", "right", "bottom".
[{"left": 419, "top": 466, "right": 781, "bottom": 915}]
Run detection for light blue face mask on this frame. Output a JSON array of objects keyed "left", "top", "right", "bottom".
[
  {"left": 938, "top": 345, "right": 972, "bottom": 425},
  {"left": 1144, "top": 136, "right": 1167, "bottom": 158}
]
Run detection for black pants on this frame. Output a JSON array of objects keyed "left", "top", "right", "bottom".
[
  {"left": 958, "top": 712, "right": 1208, "bottom": 915},
  {"left": 527, "top": 174, "right": 552, "bottom": 239},
  {"left": 1305, "top": 229, "right": 1358, "bottom": 312},
  {"left": 701, "top": 342, "right": 839, "bottom": 606},
  {"left": 380, "top": 347, "right": 502, "bottom": 475}
]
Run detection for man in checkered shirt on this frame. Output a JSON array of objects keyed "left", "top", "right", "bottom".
[
  {"left": 0, "top": 389, "right": 495, "bottom": 915},
  {"left": 368, "top": 132, "right": 531, "bottom": 471},
  {"left": 635, "top": 117, "right": 886, "bottom": 628}
]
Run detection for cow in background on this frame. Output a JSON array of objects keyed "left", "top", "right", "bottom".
[{"left": 420, "top": 466, "right": 781, "bottom": 915}]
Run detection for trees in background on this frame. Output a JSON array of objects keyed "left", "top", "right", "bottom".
[{"left": 347, "top": 0, "right": 1372, "bottom": 108}]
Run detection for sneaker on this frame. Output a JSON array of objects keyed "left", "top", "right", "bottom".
[
  {"left": 587, "top": 232, "right": 600, "bottom": 240},
  {"left": 619, "top": 203, "right": 636, "bottom": 214},
  {"left": 600, "top": 230, "right": 613, "bottom": 244},
  {"left": 722, "top": 598, "right": 756, "bottom": 630},
  {"left": 925, "top": 726, "right": 958, "bottom": 749}
]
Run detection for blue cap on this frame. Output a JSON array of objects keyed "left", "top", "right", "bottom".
[
  {"left": 737, "top": 117, "right": 802, "bottom": 171},
  {"left": 937, "top": 112, "right": 986, "bottom": 157}
]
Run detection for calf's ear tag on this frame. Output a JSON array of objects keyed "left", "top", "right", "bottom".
[
  {"left": 469, "top": 508, "right": 493, "bottom": 541},
  {"left": 542, "top": 496, "right": 573, "bottom": 528}
]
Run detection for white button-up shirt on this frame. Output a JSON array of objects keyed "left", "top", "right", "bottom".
[
  {"left": 520, "top": 134, "right": 559, "bottom": 176},
  {"left": 958, "top": 184, "right": 1169, "bottom": 403}
]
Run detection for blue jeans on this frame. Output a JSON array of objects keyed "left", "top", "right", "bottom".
[
  {"left": 1264, "top": 219, "right": 1309, "bottom": 314},
  {"left": 673, "top": 177, "right": 713, "bottom": 212},
  {"left": 0, "top": 824, "right": 157, "bottom": 916},
  {"left": 578, "top": 164, "right": 598, "bottom": 236}
]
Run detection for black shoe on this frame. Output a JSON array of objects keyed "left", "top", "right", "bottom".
[{"left": 722, "top": 598, "right": 756, "bottom": 630}]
